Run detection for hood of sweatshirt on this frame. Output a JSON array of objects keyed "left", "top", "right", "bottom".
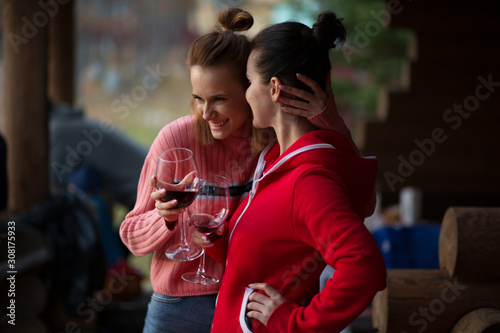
[{"left": 257, "top": 130, "right": 378, "bottom": 219}]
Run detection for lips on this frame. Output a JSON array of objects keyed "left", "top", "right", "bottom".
[{"left": 209, "top": 118, "right": 229, "bottom": 130}]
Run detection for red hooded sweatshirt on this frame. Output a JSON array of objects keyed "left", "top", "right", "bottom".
[{"left": 210, "top": 130, "right": 387, "bottom": 333}]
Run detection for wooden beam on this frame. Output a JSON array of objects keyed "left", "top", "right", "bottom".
[
  {"left": 369, "top": 87, "right": 499, "bottom": 124},
  {"left": 3, "top": 0, "right": 49, "bottom": 211},
  {"left": 48, "top": 0, "right": 75, "bottom": 105},
  {"left": 415, "top": 31, "right": 500, "bottom": 63},
  {"left": 389, "top": 2, "right": 500, "bottom": 32},
  {"left": 407, "top": 62, "right": 500, "bottom": 95},
  {"left": 360, "top": 117, "right": 498, "bottom": 152}
]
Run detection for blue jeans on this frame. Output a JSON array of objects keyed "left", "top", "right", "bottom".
[{"left": 143, "top": 292, "right": 217, "bottom": 333}]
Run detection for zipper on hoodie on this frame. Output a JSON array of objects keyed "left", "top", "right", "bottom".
[{"left": 229, "top": 142, "right": 335, "bottom": 244}]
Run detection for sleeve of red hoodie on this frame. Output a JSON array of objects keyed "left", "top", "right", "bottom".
[
  {"left": 119, "top": 121, "right": 188, "bottom": 257},
  {"left": 307, "top": 93, "right": 361, "bottom": 157},
  {"left": 266, "top": 168, "right": 387, "bottom": 332},
  {"left": 307, "top": 93, "right": 376, "bottom": 217}
]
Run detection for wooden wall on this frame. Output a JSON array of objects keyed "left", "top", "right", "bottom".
[{"left": 358, "top": 0, "right": 500, "bottom": 220}]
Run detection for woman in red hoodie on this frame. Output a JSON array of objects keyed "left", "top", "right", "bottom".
[
  {"left": 201, "top": 10, "right": 387, "bottom": 333},
  {"left": 120, "top": 8, "right": 367, "bottom": 333}
]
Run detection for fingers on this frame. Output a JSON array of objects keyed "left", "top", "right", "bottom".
[
  {"left": 296, "top": 73, "right": 325, "bottom": 94},
  {"left": 278, "top": 73, "right": 328, "bottom": 118},
  {"left": 280, "top": 74, "right": 326, "bottom": 100},
  {"left": 150, "top": 175, "right": 187, "bottom": 222},
  {"left": 249, "top": 283, "right": 280, "bottom": 298},
  {"left": 150, "top": 185, "right": 185, "bottom": 222},
  {"left": 150, "top": 186, "right": 165, "bottom": 201},
  {"left": 192, "top": 224, "right": 225, "bottom": 247},
  {"left": 246, "top": 308, "right": 266, "bottom": 326},
  {"left": 207, "top": 224, "right": 225, "bottom": 242},
  {"left": 246, "top": 283, "right": 287, "bottom": 326},
  {"left": 278, "top": 96, "right": 313, "bottom": 117},
  {"left": 215, "top": 223, "right": 225, "bottom": 235},
  {"left": 156, "top": 198, "right": 185, "bottom": 221},
  {"left": 149, "top": 175, "right": 158, "bottom": 188},
  {"left": 178, "top": 171, "right": 197, "bottom": 188},
  {"left": 279, "top": 84, "right": 311, "bottom": 102},
  {"left": 249, "top": 283, "right": 288, "bottom": 307},
  {"left": 192, "top": 229, "right": 213, "bottom": 248},
  {"left": 246, "top": 292, "right": 270, "bottom": 325},
  {"left": 153, "top": 171, "right": 197, "bottom": 194},
  {"left": 150, "top": 176, "right": 170, "bottom": 203}
]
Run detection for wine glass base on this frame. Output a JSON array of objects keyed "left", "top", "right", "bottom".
[
  {"left": 182, "top": 272, "right": 219, "bottom": 285},
  {"left": 165, "top": 245, "right": 203, "bottom": 262}
]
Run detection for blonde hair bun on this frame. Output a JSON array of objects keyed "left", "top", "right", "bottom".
[{"left": 217, "top": 8, "right": 253, "bottom": 32}]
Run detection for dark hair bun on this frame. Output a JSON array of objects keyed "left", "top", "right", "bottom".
[
  {"left": 217, "top": 8, "right": 254, "bottom": 32},
  {"left": 312, "top": 10, "right": 346, "bottom": 49}
]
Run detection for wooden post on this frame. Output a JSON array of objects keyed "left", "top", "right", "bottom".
[
  {"left": 439, "top": 207, "right": 500, "bottom": 282},
  {"left": 3, "top": 0, "right": 49, "bottom": 212},
  {"left": 48, "top": 0, "right": 75, "bottom": 105}
]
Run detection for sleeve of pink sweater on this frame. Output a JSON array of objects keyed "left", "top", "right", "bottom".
[{"left": 119, "top": 117, "right": 192, "bottom": 256}]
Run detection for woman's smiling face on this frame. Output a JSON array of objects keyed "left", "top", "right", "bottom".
[{"left": 190, "top": 65, "right": 253, "bottom": 140}]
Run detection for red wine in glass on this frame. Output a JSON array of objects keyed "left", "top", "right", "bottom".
[
  {"left": 157, "top": 180, "right": 198, "bottom": 208},
  {"left": 161, "top": 190, "right": 197, "bottom": 208},
  {"left": 191, "top": 213, "right": 223, "bottom": 234}
]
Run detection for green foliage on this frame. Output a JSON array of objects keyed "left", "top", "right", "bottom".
[{"left": 281, "top": 0, "right": 411, "bottom": 116}]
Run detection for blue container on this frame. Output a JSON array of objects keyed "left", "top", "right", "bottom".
[{"left": 372, "top": 224, "right": 441, "bottom": 269}]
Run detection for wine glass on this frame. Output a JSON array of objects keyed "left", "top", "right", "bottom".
[
  {"left": 157, "top": 148, "right": 203, "bottom": 262},
  {"left": 182, "top": 174, "right": 230, "bottom": 285}
]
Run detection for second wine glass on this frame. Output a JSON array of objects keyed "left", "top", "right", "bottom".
[{"left": 182, "top": 174, "right": 230, "bottom": 285}]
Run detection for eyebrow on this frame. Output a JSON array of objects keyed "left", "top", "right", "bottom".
[{"left": 192, "top": 93, "right": 227, "bottom": 99}]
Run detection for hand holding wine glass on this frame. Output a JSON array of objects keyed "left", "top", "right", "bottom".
[
  {"left": 156, "top": 148, "right": 203, "bottom": 261},
  {"left": 150, "top": 176, "right": 187, "bottom": 227},
  {"left": 182, "top": 174, "right": 230, "bottom": 285},
  {"left": 192, "top": 221, "right": 226, "bottom": 246},
  {"left": 156, "top": 170, "right": 198, "bottom": 207}
]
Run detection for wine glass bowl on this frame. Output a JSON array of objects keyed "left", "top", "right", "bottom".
[
  {"left": 156, "top": 174, "right": 198, "bottom": 208},
  {"left": 157, "top": 148, "right": 203, "bottom": 261},
  {"left": 182, "top": 174, "right": 230, "bottom": 285}
]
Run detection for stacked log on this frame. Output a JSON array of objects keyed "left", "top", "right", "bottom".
[
  {"left": 439, "top": 207, "right": 500, "bottom": 282},
  {"left": 373, "top": 207, "right": 500, "bottom": 333}
]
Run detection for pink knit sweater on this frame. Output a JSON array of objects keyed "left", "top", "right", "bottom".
[{"left": 119, "top": 94, "right": 358, "bottom": 297}]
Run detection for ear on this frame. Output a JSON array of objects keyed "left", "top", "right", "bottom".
[{"left": 270, "top": 77, "right": 282, "bottom": 103}]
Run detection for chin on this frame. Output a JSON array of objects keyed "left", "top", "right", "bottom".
[
  {"left": 252, "top": 120, "right": 263, "bottom": 129},
  {"left": 211, "top": 131, "right": 229, "bottom": 141}
]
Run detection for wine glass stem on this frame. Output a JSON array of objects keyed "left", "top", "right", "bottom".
[
  {"left": 197, "top": 253, "right": 206, "bottom": 275},
  {"left": 180, "top": 216, "right": 189, "bottom": 248}
]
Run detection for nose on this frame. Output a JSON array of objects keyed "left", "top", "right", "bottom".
[{"left": 201, "top": 102, "right": 214, "bottom": 120}]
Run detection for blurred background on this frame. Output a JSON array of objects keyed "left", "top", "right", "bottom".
[
  {"left": 66, "top": 0, "right": 408, "bottom": 146},
  {"left": 0, "top": 0, "right": 498, "bottom": 332}
]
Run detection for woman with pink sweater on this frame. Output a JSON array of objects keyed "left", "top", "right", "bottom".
[{"left": 119, "top": 8, "right": 360, "bottom": 333}]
